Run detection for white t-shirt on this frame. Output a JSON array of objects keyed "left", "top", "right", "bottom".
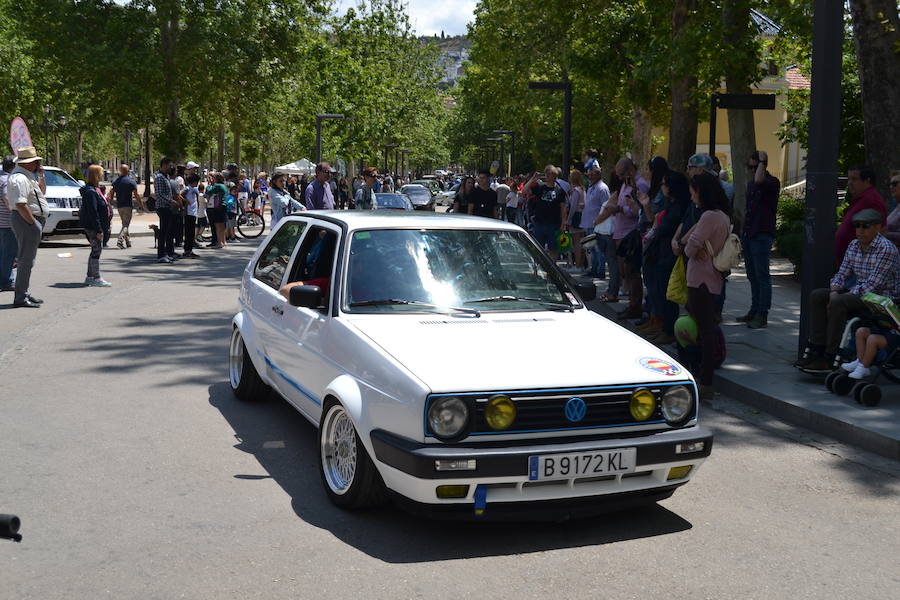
[
  {"left": 506, "top": 190, "right": 519, "bottom": 208},
  {"left": 594, "top": 198, "right": 615, "bottom": 236},
  {"left": 184, "top": 186, "right": 199, "bottom": 217}
]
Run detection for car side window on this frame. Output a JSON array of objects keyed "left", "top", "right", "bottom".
[
  {"left": 286, "top": 226, "right": 339, "bottom": 310},
  {"left": 254, "top": 222, "right": 307, "bottom": 289}
]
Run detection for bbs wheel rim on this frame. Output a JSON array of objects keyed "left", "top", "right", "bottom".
[
  {"left": 229, "top": 328, "right": 244, "bottom": 390},
  {"left": 321, "top": 405, "right": 358, "bottom": 495}
]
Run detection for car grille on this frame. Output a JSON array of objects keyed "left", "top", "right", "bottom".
[
  {"left": 47, "top": 197, "right": 82, "bottom": 209},
  {"left": 425, "top": 383, "right": 695, "bottom": 438}
]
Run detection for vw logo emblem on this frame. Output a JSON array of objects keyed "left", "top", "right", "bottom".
[{"left": 564, "top": 397, "right": 587, "bottom": 422}]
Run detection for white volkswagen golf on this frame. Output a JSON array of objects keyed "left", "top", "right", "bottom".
[{"left": 230, "top": 212, "right": 712, "bottom": 519}]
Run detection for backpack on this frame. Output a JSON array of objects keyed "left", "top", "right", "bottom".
[{"left": 705, "top": 224, "right": 742, "bottom": 273}]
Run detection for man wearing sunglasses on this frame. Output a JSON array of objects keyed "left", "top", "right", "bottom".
[{"left": 795, "top": 208, "right": 900, "bottom": 373}]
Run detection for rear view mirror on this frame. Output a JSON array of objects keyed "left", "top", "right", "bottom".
[{"left": 288, "top": 285, "right": 323, "bottom": 308}]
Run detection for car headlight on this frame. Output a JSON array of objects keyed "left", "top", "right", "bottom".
[
  {"left": 661, "top": 385, "right": 693, "bottom": 425},
  {"left": 484, "top": 395, "right": 516, "bottom": 431},
  {"left": 629, "top": 388, "right": 657, "bottom": 421},
  {"left": 428, "top": 397, "right": 469, "bottom": 439}
]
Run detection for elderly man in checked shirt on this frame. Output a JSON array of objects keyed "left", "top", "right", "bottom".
[{"left": 795, "top": 208, "right": 900, "bottom": 373}]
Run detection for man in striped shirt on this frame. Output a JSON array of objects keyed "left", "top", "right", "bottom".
[{"left": 796, "top": 208, "right": 900, "bottom": 373}]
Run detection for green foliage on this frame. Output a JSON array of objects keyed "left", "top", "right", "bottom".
[{"left": 774, "top": 192, "right": 805, "bottom": 274}]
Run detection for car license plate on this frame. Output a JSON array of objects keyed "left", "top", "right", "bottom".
[{"left": 528, "top": 448, "right": 636, "bottom": 481}]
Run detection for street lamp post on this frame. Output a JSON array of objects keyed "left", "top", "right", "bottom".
[
  {"left": 315, "top": 113, "right": 344, "bottom": 163},
  {"left": 399, "top": 149, "right": 410, "bottom": 180},
  {"left": 493, "top": 130, "right": 516, "bottom": 176},
  {"left": 528, "top": 81, "right": 572, "bottom": 180}
]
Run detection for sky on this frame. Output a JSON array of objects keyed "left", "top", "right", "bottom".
[{"left": 335, "top": 0, "right": 476, "bottom": 36}]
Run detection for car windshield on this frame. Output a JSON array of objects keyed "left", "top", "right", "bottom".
[
  {"left": 344, "top": 228, "right": 578, "bottom": 313},
  {"left": 43, "top": 169, "right": 80, "bottom": 188},
  {"left": 374, "top": 194, "right": 412, "bottom": 210},
  {"left": 402, "top": 187, "right": 431, "bottom": 200}
]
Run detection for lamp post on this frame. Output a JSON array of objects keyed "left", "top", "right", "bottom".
[
  {"left": 528, "top": 80, "right": 572, "bottom": 180},
  {"left": 383, "top": 143, "right": 397, "bottom": 173},
  {"left": 124, "top": 124, "right": 131, "bottom": 168},
  {"left": 315, "top": 113, "right": 344, "bottom": 163}
]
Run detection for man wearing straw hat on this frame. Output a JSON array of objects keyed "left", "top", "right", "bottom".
[{"left": 7, "top": 146, "right": 49, "bottom": 308}]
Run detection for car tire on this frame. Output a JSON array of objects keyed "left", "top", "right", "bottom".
[
  {"left": 318, "top": 399, "right": 388, "bottom": 509},
  {"left": 229, "top": 327, "right": 269, "bottom": 401}
]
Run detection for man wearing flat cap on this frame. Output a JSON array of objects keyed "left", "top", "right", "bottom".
[
  {"left": 796, "top": 208, "right": 900, "bottom": 372},
  {"left": 7, "top": 146, "right": 50, "bottom": 308}
]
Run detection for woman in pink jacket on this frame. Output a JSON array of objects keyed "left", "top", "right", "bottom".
[{"left": 680, "top": 173, "right": 731, "bottom": 399}]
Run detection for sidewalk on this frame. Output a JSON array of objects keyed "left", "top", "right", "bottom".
[{"left": 582, "top": 257, "right": 900, "bottom": 462}]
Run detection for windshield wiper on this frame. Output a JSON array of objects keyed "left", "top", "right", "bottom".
[
  {"left": 464, "top": 295, "right": 575, "bottom": 312},
  {"left": 349, "top": 298, "right": 481, "bottom": 317}
]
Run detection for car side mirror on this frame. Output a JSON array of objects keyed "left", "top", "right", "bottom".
[
  {"left": 77, "top": 180, "right": 86, "bottom": 187},
  {"left": 288, "top": 285, "right": 323, "bottom": 308},
  {"left": 576, "top": 283, "right": 597, "bottom": 302}
]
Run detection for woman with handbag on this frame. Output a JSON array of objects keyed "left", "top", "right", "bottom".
[
  {"left": 679, "top": 173, "right": 731, "bottom": 399},
  {"left": 79, "top": 165, "right": 112, "bottom": 287}
]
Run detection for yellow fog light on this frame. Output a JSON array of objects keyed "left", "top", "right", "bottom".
[
  {"left": 485, "top": 395, "right": 517, "bottom": 431},
  {"left": 436, "top": 485, "right": 470, "bottom": 499},
  {"left": 667, "top": 465, "right": 693, "bottom": 480},
  {"left": 630, "top": 388, "right": 657, "bottom": 421}
]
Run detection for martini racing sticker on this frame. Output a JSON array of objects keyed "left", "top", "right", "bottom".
[{"left": 638, "top": 357, "right": 681, "bottom": 376}]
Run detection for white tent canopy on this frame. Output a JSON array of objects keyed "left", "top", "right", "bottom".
[{"left": 274, "top": 158, "right": 315, "bottom": 175}]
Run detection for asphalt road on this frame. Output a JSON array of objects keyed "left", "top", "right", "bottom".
[{"left": 2, "top": 235, "right": 899, "bottom": 599}]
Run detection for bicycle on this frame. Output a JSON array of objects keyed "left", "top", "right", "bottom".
[{"left": 235, "top": 202, "right": 266, "bottom": 239}]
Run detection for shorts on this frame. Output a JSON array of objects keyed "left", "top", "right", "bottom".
[
  {"left": 206, "top": 206, "right": 226, "bottom": 224},
  {"left": 532, "top": 222, "right": 560, "bottom": 250},
  {"left": 226, "top": 212, "right": 237, "bottom": 227}
]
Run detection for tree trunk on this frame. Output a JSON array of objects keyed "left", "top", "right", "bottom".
[
  {"left": 631, "top": 106, "right": 652, "bottom": 170},
  {"left": 849, "top": 0, "right": 900, "bottom": 202},
  {"left": 667, "top": 0, "right": 699, "bottom": 175},
  {"left": 233, "top": 127, "right": 241, "bottom": 167},
  {"left": 722, "top": 0, "right": 758, "bottom": 232},
  {"left": 77, "top": 130, "right": 84, "bottom": 167},
  {"left": 217, "top": 123, "right": 225, "bottom": 170},
  {"left": 157, "top": 0, "right": 182, "bottom": 159}
]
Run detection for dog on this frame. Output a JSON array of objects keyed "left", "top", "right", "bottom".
[{"left": 149, "top": 224, "right": 159, "bottom": 248}]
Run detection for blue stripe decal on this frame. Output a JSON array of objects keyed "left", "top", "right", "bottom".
[{"left": 260, "top": 353, "right": 321, "bottom": 406}]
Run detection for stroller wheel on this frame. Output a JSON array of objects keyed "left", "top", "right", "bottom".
[
  {"left": 859, "top": 384, "right": 881, "bottom": 407},
  {"left": 825, "top": 371, "right": 841, "bottom": 393},
  {"left": 851, "top": 381, "right": 867, "bottom": 404},
  {"left": 833, "top": 374, "right": 854, "bottom": 396}
]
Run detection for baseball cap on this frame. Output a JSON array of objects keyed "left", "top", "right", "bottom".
[
  {"left": 186, "top": 161, "right": 199, "bottom": 169},
  {"left": 851, "top": 208, "right": 882, "bottom": 225},
  {"left": 687, "top": 153, "right": 715, "bottom": 176}
]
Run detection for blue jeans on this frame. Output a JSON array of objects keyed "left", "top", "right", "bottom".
[
  {"left": 650, "top": 261, "right": 680, "bottom": 335},
  {"left": 532, "top": 223, "right": 559, "bottom": 251},
  {"left": 743, "top": 233, "right": 774, "bottom": 314},
  {"left": 0, "top": 227, "right": 17, "bottom": 287},
  {"left": 601, "top": 234, "right": 620, "bottom": 295}
]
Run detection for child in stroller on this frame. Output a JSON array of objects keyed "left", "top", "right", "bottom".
[{"left": 825, "top": 292, "right": 900, "bottom": 406}]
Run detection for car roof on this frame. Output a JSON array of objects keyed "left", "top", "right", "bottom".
[
  {"left": 280, "top": 211, "right": 522, "bottom": 232},
  {"left": 401, "top": 184, "right": 427, "bottom": 189}
]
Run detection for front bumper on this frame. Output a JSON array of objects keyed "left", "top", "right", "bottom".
[{"left": 370, "top": 426, "right": 712, "bottom": 515}]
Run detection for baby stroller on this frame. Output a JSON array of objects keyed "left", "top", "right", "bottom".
[{"left": 824, "top": 293, "right": 900, "bottom": 406}]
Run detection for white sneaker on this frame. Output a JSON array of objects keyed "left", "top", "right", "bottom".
[
  {"left": 841, "top": 359, "right": 860, "bottom": 372},
  {"left": 157, "top": 257, "right": 171, "bottom": 263},
  {"left": 848, "top": 365, "right": 871, "bottom": 380}
]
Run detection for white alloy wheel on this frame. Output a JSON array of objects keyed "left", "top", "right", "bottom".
[
  {"left": 229, "top": 327, "right": 244, "bottom": 390},
  {"left": 320, "top": 403, "right": 358, "bottom": 495}
]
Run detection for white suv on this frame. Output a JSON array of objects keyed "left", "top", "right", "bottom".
[{"left": 41, "top": 166, "right": 85, "bottom": 238}]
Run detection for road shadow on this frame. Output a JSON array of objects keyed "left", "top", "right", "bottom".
[
  {"left": 208, "top": 381, "right": 694, "bottom": 563},
  {"left": 39, "top": 240, "right": 90, "bottom": 248},
  {"left": 49, "top": 282, "right": 88, "bottom": 289}
]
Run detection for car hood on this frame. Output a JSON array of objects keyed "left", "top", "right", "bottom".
[{"left": 346, "top": 309, "right": 692, "bottom": 393}]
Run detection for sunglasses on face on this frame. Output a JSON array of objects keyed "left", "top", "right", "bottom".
[{"left": 853, "top": 222, "right": 874, "bottom": 229}]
